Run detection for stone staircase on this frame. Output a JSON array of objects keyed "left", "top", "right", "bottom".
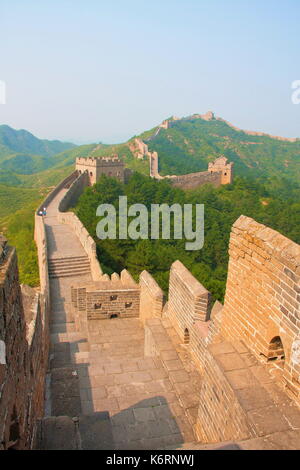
[{"left": 48, "top": 256, "right": 90, "bottom": 279}]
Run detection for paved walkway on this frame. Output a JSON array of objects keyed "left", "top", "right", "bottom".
[{"left": 42, "top": 188, "right": 197, "bottom": 449}]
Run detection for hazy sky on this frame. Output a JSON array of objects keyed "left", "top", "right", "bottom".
[{"left": 1, "top": 0, "right": 299, "bottom": 144}]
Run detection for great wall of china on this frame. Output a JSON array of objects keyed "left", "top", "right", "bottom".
[
  {"left": 130, "top": 110, "right": 300, "bottom": 189},
  {"left": 0, "top": 154, "right": 300, "bottom": 449}
]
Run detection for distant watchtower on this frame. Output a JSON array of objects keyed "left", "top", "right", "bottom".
[
  {"left": 208, "top": 156, "right": 233, "bottom": 184},
  {"left": 75, "top": 155, "right": 125, "bottom": 185}
]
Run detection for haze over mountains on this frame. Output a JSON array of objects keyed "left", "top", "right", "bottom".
[
  {"left": 0, "top": 125, "right": 77, "bottom": 174},
  {"left": 1, "top": 113, "right": 300, "bottom": 186}
]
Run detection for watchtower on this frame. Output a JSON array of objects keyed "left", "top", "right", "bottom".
[
  {"left": 208, "top": 156, "right": 233, "bottom": 184},
  {"left": 75, "top": 155, "right": 125, "bottom": 185}
]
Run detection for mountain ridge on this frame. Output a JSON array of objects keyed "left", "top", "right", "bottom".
[
  {"left": 0, "top": 124, "right": 77, "bottom": 174},
  {"left": 154, "top": 111, "right": 299, "bottom": 143},
  {"left": 1, "top": 114, "right": 300, "bottom": 183}
]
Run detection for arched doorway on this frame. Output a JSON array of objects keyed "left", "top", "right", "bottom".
[
  {"left": 267, "top": 336, "right": 285, "bottom": 364},
  {"left": 184, "top": 328, "right": 190, "bottom": 345}
]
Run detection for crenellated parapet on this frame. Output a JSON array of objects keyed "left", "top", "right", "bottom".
[
  {"left": 75, "top": 155, "right": 125, "bottom": 185},
  {"left": 208, "top": 156, "right": 233, "bottom": 184},
  {"left": 150, "top": 155, "right": 234, "bottom": 188}
]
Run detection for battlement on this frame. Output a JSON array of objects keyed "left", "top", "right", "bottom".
[
  {"left": 76, "top": 155, "right": 122, "bottom": 166},
  {"left": 163, "top": 156, "right": 234, "bottom": 189},
  {"left": 75, "top": 154, "right": 125, "bottom": 185},
  {"left": 3, "top": 167, "right": 298, "bottom": 450}
]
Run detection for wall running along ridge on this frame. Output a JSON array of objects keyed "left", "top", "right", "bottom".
[
  {"left": 2, "top": 150, "right": 299, "bottom": 450},
  {"left": 0, "top": 171, "right": 81, "bottom": 449},
  {"left": 168, "top": 170, "right": 222, "bottom": 189},
  {"left": 150, "top": 153, "right": 233, "bottom": 189}
]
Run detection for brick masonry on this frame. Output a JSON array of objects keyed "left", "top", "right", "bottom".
[
  {"left": 195, "top": 339, "right": 300, "bottom": 444},
  {"left": 139, "top": 270, "right": 164, "bottom": 324},
  {"left": 72, "top": 284, "right": 140, "bottom": 321},
  {"left": 71, "top": 271, "right": 140, "bottom": 329},
  {"left": 221, "top": 215, "right": 300, "bottom": 406},
  {"left": 0, "top": 242, "right": 49, "bottom": 449},
  {"left": 75, "top": 156, "right": 125, "bottom": 186},
  {"left": 151, "top": 155, "right": 234, "bottom": 189},
  {"left": 5, "top": 166, "right": 299, "bottom": 450},
  {"left": 167, "top": 260, "right": 212, "bottom": 342}
]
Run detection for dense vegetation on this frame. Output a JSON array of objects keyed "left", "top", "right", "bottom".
[
  {"left": 0, "top": 184, "right": 48, "bottom": 218},
  {"left": 1, "top": 117, "right": 299, "bottom": 291},
  {"left": 0, "top": 172, "right": 68, "bottom": 286},
  {"left": 75, "top": 173, "right": 300, "bottom": 302},
  {"left": 146, "top": 118, "right": 300, "bottom": 183},
  {"left": 0, "top": 202, "right": 41, "bottom": 286}
]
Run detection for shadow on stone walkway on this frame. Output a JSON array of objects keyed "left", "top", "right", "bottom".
[{"left": 37, "top": 396, "right": 184, "bottom": 450}]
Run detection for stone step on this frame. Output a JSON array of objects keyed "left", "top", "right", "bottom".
[
  {"left": 49, "top": 269, "right": 91, "bottom": 279},
  {"left": 48, "top": 264, "right": 90, "bottom": 274},
  {"left": 48, "top": 257, "right": 89, "bottom": 264},
  {"left": 48, "top": 259, "right": 90, "bottom": 269},
  {"left": 48, "top": 255, "right": 89, "bottom": 264}
]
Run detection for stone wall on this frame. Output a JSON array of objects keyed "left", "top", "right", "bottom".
[
  {"left": 139, "top": 270, "right": 164, "bottom": 324},
  {"left": 20, "top": 170, "right": 82, "bottom": 449},
  {"left": 169, "top": 170, "right": 222, "bottom": 189},
  {"left": 0, "top": 243, "right": 48, "bottom": 449},
  {"left": 161, "top": 260, "right": 221, "bottom": 373},
  {"left": 22, "top": 284, "right": 48, "bottom": 447},
  {"left": 37, "top": 171, "right": 78, "bottom": 213},
  {"left": 208, "top": 156, "right": 233, "bottom": 185},
  {"left": 221, "top": 215, "right": 300, "bottom": 405},
  {"left": 149, "top": 152, "right": 162, "bottom": 179},
  {"left": 195, "top": 341, "right": 255, "bottom": 443},
  {"left": 166, "top": 260, "right": 212, "bottom": 342},
  {"left": 71, "top": 274, "right": 140, "bottom": 325},
  {"left": 76, "top": 156, "right": 125, "bottom": 185},
  {"left": 58, "top": 171, "right": 89, "bottom": 212},
  {"left": 35, "top": 170, "right": 79, "bottom": 300},
  {"left": 195, "top": 337, "right": 300, "bottom": 444},
  {"left": 34, "top": 214, "right": 50, "bottom": 306},
  {"left": 85, "top": 288, "right": 140, "bottom": 320}
]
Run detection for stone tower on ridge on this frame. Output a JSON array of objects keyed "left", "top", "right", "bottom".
[
  {"left": 75, "top": 155, "right": 125, "bottom": 186},
  {"left": 208, "top": 156, "right": 233, "bottom": 185}
]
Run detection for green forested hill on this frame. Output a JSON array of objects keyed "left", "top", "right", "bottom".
[
  {"left": 0, "top": 164, "right": 77, "bottom": 287},
  {"left": 145, "top": 117, "right": 300, "bottom": 182},
  {"left": 1, "top": 115, "right": 299, "bottom": 289},
  {"left": 45, "top": 114, "right": 300, "bottom": 182},
  {"left": 2, "top": 115, "right": 300, "bottom": 182},
  {"left": 0, "top": 125, "right": 76, "bottom": 173},
  {"left": 75, "top": 173, "right": 300, "bottom": 302}
]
